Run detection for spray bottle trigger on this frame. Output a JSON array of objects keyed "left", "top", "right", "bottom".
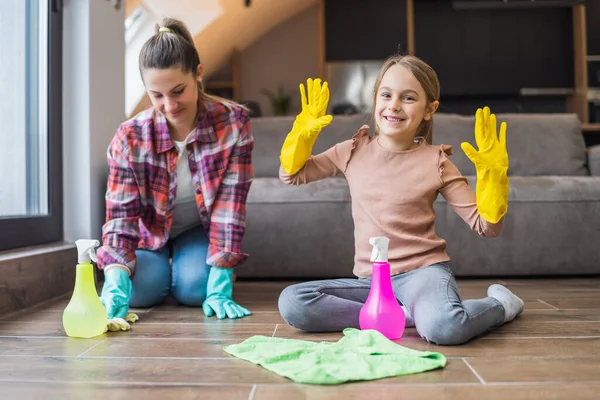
[
  {"left": 88, "top": 248, "right": 98, "bottom": 263},
  {"left": 75, "top": 239, "right": 100, "bottom": 263}
]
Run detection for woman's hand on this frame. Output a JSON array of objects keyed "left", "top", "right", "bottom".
[{"left": 202, "top": 267, "right": 252, "bottom": 319}]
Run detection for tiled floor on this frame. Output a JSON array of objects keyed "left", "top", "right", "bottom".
[{"left": 1, "top": 278, "right": 600, "bottom": 399}]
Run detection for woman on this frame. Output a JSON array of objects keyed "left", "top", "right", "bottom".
[{"left": 98, "top": 18, "right": 253, "bottom": 326}]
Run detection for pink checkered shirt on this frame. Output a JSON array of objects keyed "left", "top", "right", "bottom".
[{"left": 97, "top": 100, "right": 254, "bottom": 274}]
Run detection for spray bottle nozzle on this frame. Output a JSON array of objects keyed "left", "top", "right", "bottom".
[
  {"left": 369, "top": 236, "right": 389, "bottom": 262},
  {"left": 75, "top": 239, "right": 100, "bottom": 264}
]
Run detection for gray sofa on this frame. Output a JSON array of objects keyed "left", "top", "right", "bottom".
[{"left": 238, "top": 113, "right": 600, "bottom": 278}]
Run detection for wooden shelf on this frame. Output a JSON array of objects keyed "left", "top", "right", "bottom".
[
  {"left": 203, "top": 48, "right": 241, "bottom": 100},
  {"left": 583, "top": 123, "right": 600, "bottom": 133},
  {"left": 520, "top": 88, "right": 574, "bottom": 96}
]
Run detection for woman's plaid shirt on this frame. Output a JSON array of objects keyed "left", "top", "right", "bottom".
[{"left": 97, "top": 100, "right": 254, "bottom": 274}]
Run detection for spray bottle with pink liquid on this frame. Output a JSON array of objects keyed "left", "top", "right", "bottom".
[{"left": 359, "top": 236, "right": 406, "bottom": 340}]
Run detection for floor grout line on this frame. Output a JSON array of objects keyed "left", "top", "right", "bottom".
[
  {"left": 248, "top": 384, "right": 257, "bottom": 400},
  {"left": 532, "top": 320, "right": 600, "bottom": 323},
  {"left": 3, "top": 354, "right": 599, "bottom": 361},
  {"left": 537, "top": 299, "right": 560, "bottom": 310},
  {"left": 2, "top": 378, "right": 600, "bottom": 387},
  {"left": 77, "top": 338, "right": 107, "bottom": 357},
  {"left": 481, "top": 335, "right": 600, "bottom": 340},
  {"left": 2, "top": 334, "right": 600, "bottom": 341},
  {"left": 0, "top": 336, "right": 73, "bottom": 339},
  {"left": 462, "top": 358, "right": 486, "bottom": 384},
  {"left": 0, "top": 355, "right": 234, "bottom": 360},
  {"left": 105, "top": 322, "right": 276, "bottom": 326},
  {"left": 0, "top": 335, "right": 280, "bottom": 341},
  {"left": 272, "top": 324, "right": 279, "bottom": 337}
]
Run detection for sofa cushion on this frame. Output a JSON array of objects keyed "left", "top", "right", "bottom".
[
  {"left": 242, "top": 177, "right": 355, "bottom": 279},
  {"left": 442, "top": 175, "right": 600, "bottom": 203},
  {"left": 588, "top": 145, "right": 600, "bottom": 176},
  {"left": 247, "top": 177, "right": 351, "bottom": 203},
  {"left": 434, "top": 175, "right": 600, "bottom": 276},
  {"left": 431, "top": 113, "right": 588, "bottom": 177}
]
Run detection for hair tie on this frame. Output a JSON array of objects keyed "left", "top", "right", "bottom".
[{"left": 158, "top": 26, "right": 173, "bottom": 34}]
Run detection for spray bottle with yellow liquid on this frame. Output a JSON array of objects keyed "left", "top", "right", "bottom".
[{"left": 62, "top": 239, "right": 107, "bottom": 338}]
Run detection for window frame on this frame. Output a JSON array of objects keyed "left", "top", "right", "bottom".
[{"left": 0, "top": 0, "right": 63, "bottom": 251}]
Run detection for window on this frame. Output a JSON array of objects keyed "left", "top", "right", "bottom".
[{"left": 0, "top": 0, "right": 62, "bottom": 251}]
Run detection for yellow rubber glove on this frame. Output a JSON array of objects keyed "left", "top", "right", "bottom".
[
  {"left": 107, "top": 312, "right": 139, "bottom": 332},
  {"left": 280, "top": 78, "right": 333, "bottom": 174},
  {"left": 460, "top": 106, "right": 509, "bottom": 224}
]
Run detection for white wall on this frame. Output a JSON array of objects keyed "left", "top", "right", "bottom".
[
  {"left": 63, "top": 0, "right": 125, "bottom": 242},
  {"left": 240, "top": 4, "right": 319, "bottom": 117}
]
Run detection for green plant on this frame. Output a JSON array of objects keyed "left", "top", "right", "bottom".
[{"left": 260, "top": 85, "right": 291, "bottom": 116}]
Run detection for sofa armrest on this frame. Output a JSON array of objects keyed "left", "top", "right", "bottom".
[{"left": 588, "top": 145, "right": 600, "bottom": 176}]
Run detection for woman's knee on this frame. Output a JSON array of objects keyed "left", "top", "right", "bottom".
[
  {"left": 171, "top": 261, "right": 209, "bottom": 307},
  {"left": 171, "top": 227, "right": 210, "bottom": 306},
  {"left": 129, "top": 249, "right": 171, "bottom": 308},
  {"left": 172, "top": 280, "right": 207, "bottom": 306}
]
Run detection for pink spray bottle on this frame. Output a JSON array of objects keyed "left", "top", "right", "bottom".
[{"left": 359, "top": 236, "right": 406, "bottom": 340}]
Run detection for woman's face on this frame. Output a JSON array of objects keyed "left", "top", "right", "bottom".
[{"left": 143, "top": 64, "right": 202, "bottom": 132}]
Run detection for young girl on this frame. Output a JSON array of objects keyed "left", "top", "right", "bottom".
[
  {"left": 277, "top": 55, "right": 524, "bottom": 345},
  {"left": 98, "top": 18, "right": 253, "bottom": 325}
]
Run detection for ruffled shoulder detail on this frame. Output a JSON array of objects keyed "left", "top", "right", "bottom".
[
  {"left": 438, "top": 144, "right": 454, "bottom": 185},
  {"left": 343, "top": 125, "right": 371, "bottom": 172},
  {"left": 440, "top": 143, "right": 453, "bottom": 156}
]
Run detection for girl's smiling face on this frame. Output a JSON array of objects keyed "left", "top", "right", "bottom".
[{"left": 374, "top": 63, "right": 438, "bottom": 149}]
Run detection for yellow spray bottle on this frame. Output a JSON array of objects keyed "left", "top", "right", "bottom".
[{"left": 62, "top": 239, "right": 107, "bottom": 338}]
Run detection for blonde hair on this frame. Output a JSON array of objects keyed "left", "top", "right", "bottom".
[
  {"left": 139, "top": 17, "right": 247, "bottom": 111},
  {"left": 372, "top": 54, "right": 440, "bottom": 142}
]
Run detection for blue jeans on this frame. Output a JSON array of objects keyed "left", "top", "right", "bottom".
[
  {"left": 278, "top": 263, "right": 506, "bottom": 346},
  {"left": 129, "top": 226, "right": 210, "bottom": 308}
]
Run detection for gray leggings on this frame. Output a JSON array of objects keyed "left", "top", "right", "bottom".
[{"left": 278, "top": 263, "right": 505, "bottom": 345}]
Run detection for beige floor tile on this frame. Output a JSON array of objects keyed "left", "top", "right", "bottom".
[
  {"left": 468, "top": 357, "right": 600, "bottom": 383},
  {"left": 501, "top": 278, "right": 600, "bottom": 290},
  {"left": 0, "top": 321, "right": 276, "bottom": 340},
  {"left": 2, "top": 277, "right": 600, "bottom": 399},
  {"left": 0, "top": 337, "right": 103, "bottom": 357},
  {"left": 82, "top": 338, "right": 239, "bottom": 358},
  {"left": 152, "top": 302, "right": 279, "bottom": 312},
  {"left": 486, "top": 320, "right": 600, "bottom": 337},
  {"left": 516, "top": 308, "right": 600, "bottom": 322},
  {"left": 141, "top": 309, "right": 285, "bottom": 324},
  {"left": 538, "top": 298, "right": 600, "bottom": 309},
  {"left": 2, "top": 382, "right": 253, "bottom": 400},
  {"left": 0, "top": 321, "right": 71, "bottom": 337},
  {"left": 0, "top": 357, "right": 288, "bottom": 384},
  {"left": 253, "top": 382, "right": 600, "bottom": 400},
  {"left": 510, "top": 289, "right": 600, "bottom": 300}
]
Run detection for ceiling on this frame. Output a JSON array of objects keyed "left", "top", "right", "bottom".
[{"left": 125, "top": 0, "right": 318, "bottom": 114}]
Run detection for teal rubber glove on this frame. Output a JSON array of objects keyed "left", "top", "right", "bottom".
[
  {"left": 100, "top": 268, "right": 132, "bottom": 319},
  {"left": 202, "top": 267, "right": 251, "bottom": 319}
]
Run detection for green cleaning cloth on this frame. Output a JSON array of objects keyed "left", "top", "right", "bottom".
[{"left": 223, "top": 328, "right": 446, "bottom": 385}]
